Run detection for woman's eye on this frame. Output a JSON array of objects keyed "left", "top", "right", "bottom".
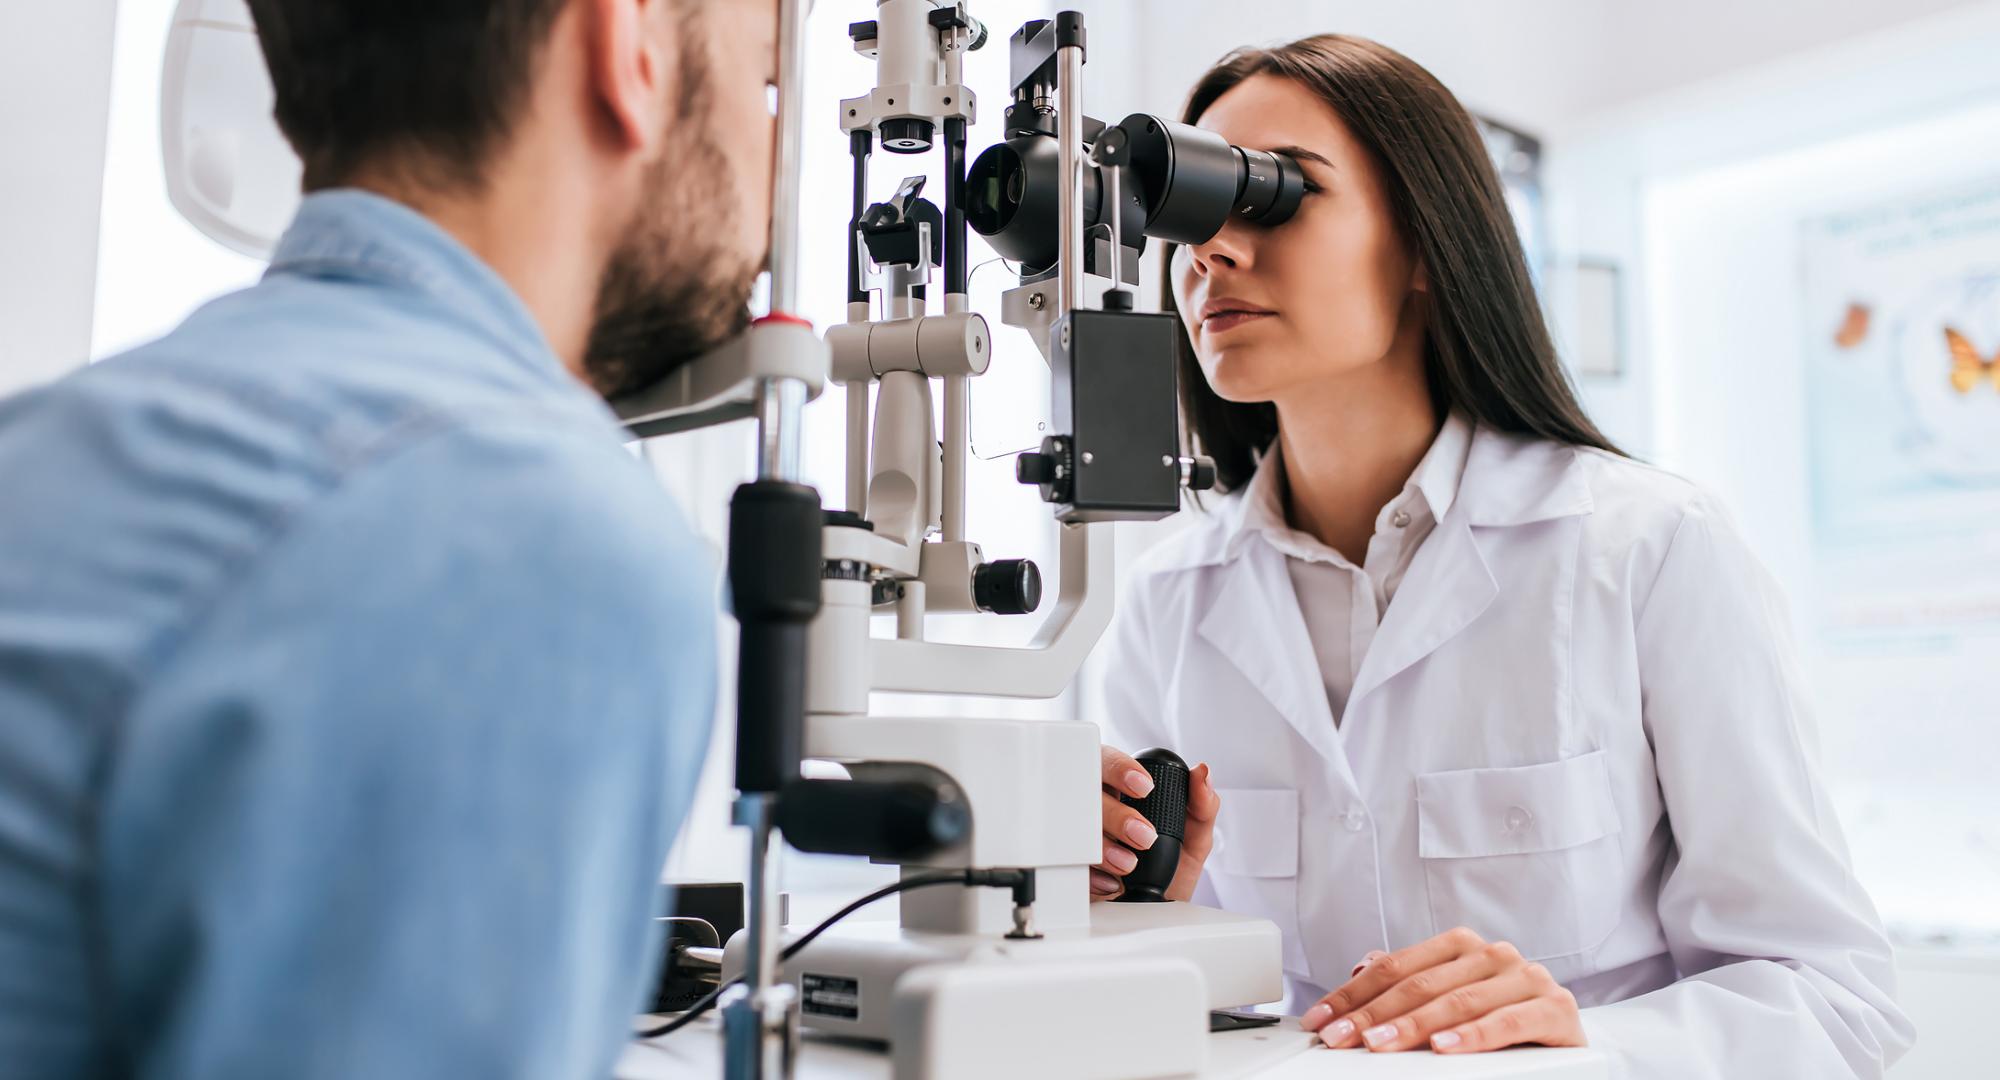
[{"left": 1301, "top": 180, "right": 1324, "bottom": 196}]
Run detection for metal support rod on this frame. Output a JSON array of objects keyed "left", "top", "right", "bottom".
[
  {"left": 723, "top": 792, "right": 795, "bottom": 1080},
  {"left": 847, "top": 131, "right": 873, "bottom": 305},
  {"left": 755, "top": 377, "right": 806, "bottom": 483},
  {"left": 766, "top": 0, "right": 809, "bottom": 317},
  {"left": 943, "top": 117, "right": 967, "bottom": 298},
  {"left": 1107, "top": 155, "right": 1124, "bottom": 285},
  {"left": 1055, "top": 32, "right": 1084, "bottom": 315},
  {"left": 942, "top": 373, "right": 968, "bottom": 541},
  {"left": 896, "top": 578, "right": 927, "bottom": 641},
  {"left": 941, "top": 105, "right": 970, "bottom": 542},
  {"left": 846, "top": 380, "right": 870, "bottom": 516},
  {"left": 726, "top": 2, "right": 813, "bottom": 1075}
]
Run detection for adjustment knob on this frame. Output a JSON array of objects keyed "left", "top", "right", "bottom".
[
  {"left": 1015, "top": 436, "right": 1074, "bottom": 504},
  {"left": 1016, "top": 452, "right": 1056, "bottom": 485},
  {"left": 1185, "top": 455, "right": 1217, "bottom": 492},
  {"left": 880, "top": 117, "right": 935, "bottom": 154},
  {"left": 973, "top": 558, "right": 1043, "bottom": 615}
]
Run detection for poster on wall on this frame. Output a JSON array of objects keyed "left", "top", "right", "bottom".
[{"left": 1800, "top": 176, "right": 2000, "bottom": 638}]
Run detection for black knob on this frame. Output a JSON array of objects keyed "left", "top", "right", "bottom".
[
  {"left": 1111, "top": 748, "right": 1190, "bottom": 904},
  {"left": 880, "top": 117, "right": 935, "bottom": 154},
  {"left": 1016, "top": 452, "right": 1056, "bottom": 485},
  {"left": 1186, "top": 455, "right": 1217, "bottom": 492},
  {"left": 1015, "top": 437, "right": 1073, "bottom": 505},
  {"left": 973, "top": 558, "right": 1042, "bottom": 615}
]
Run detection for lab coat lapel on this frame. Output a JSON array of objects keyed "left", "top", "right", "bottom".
[
  {"left": 1195, "top": 540, "right": 1350, "bottom": 773},
  {"left": 1345, "top": 427, "right": 1592, "bottom": 712},
  {"left": 1345, "top": 514, "right": 1496, "bottom": 709}
]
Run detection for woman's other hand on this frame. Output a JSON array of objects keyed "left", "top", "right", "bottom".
[
  {"left": 1299, "top": 926, "right": 1585, "bottom": 1053},
  {"left": 1090, "top": 745, "right": 1220, "bottom": 902}
]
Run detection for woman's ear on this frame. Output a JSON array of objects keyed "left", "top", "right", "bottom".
[{"left": 1411, "top": 258, "right": 1430, "bottom": 294}]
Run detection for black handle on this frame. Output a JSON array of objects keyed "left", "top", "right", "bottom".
[{"left": 1111, "top": 747, "right": 1189, "bottom": 903}]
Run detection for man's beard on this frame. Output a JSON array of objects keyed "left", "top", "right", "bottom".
[{"left": 581, "top": 99, "right": 761, "bottom": 400}]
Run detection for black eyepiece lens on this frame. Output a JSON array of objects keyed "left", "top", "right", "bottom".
[{"left": 1232, "top": 146, "right": 1303, "bottom": 227}]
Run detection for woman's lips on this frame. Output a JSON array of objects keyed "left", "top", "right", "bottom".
[{"left": 1203, "top": 311, "right": 1275, "bottom": 335}]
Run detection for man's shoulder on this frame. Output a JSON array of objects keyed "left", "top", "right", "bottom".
[
  {"left": 0, "top": 282, "right": 688, "bottom": 691},
  {"left": 95, "top": 273, "right": 604, "bottom": 444}
]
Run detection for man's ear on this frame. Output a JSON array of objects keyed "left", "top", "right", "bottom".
[{"left": 583, "top": 0, "right": 673, "bottom": 156}]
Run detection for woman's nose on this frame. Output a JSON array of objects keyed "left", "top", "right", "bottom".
[{"left": 1187, "top": 219, "right": 1253, "bottom": 275}]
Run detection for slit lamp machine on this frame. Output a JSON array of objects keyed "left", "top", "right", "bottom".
[{"left": 159, "top": 1, "right": 1314, "bottom": 1076}]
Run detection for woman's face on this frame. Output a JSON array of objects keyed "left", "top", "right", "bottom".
[{"left": 1170, "top": 74, "right": 1424, "bottom": 405}]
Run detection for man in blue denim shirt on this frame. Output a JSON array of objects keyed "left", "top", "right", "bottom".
[{"left": 0, "top": 1, "right": 780, "bottom": 1076}]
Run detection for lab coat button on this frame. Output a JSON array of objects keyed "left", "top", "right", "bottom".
[
  {"left": 1503, "top": 805, "right": 1533, "bottom": 834},
  {"left": 1342, "top": 809, "right": 1366, "bottom": 832},
  {"left": 1390, "top": 509, "right": 1412, "bottom": 528}
]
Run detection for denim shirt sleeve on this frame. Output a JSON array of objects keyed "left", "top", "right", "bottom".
[{"left": 94, "top": 418, "right": 716, "bottom": 1080}]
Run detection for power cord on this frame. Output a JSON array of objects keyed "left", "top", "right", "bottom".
[{"left": 635, "top": 868, "right": 1034, "bottom": 1041}]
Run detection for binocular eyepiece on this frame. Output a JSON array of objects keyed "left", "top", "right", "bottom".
[{"left": 965, "top": 113, "right": 1305, "bottom": 273}]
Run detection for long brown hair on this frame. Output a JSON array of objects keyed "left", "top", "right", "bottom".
[{"left": 1168, "top": 35, "right": 1623, "bottom": 492}]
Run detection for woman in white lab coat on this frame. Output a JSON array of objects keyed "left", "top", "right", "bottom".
[{"left": 1090, "top": 35, "right": 1913, "bottom": 1078}]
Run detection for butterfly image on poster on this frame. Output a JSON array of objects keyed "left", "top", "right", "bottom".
[
  {"left": 1835, "top": 302, "right": 1872, "bottom": 349},
  {"left": 1945, "top": 326, "right": 2000, "bottom": 394}
]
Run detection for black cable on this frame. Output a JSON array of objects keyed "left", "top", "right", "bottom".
[{"left": 634, "top": 870, "right": 980, "bottom": 1041}]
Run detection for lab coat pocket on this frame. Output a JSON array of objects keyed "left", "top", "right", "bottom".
[
  {"left": 1414, "top": 751, "right": 1622, "bottom": 962},
  {"left": 1206, "top": 787, "right": 1311, "bottom": 977}
]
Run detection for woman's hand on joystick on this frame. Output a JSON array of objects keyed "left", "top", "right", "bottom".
[{"left": 1091, "top": 744, "right": 1221, "bottom": 901}]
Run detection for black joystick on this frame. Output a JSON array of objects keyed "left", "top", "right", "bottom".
[{"left": 1110, "top": 747, "right": 1189, "bottom": 903}]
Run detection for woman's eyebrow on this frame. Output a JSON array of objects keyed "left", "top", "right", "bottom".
[{"left": 1269, "top": 144, "right": 1334, "bottom": 169}]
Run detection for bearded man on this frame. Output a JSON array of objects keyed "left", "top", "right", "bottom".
[{"left": 0, "top": 2, "right": 778, "bottom": 1076}]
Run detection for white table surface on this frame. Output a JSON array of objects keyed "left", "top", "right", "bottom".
[{"left": 619, "top": 1012, "right": 1609, "bottom": 1079}]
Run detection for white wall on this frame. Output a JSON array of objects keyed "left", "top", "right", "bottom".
[{"left": 0, "top": 1, "right": 118, "bottom": 396}]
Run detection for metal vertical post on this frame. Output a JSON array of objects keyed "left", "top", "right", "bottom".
[
  {"left": 723, "top": 0, "right": 817, "bottom": 1076},
  {"left": 1054, "top": 13, "right": 1086, "bottom": 316}
]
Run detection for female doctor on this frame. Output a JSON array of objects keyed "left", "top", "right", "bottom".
[{"left": 1090, "top": 34, "right": 1912, "bottom": 1079}]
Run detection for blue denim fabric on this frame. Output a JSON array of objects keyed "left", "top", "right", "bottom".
[{"left": 0, "top": 191, "right": 717, "bottom": 1078}]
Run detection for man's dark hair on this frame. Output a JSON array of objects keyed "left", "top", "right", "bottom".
[{"left": 245, "top": 1, "right": 570, "bottom": 191}]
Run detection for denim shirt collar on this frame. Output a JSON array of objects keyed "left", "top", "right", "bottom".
[{"left": 265, "top": 189, "right": 572, "bottom": 391}]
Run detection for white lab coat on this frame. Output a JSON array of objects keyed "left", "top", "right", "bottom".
[{"left": 1096, "top": 423, "right": 1914, "bottom": 1079}]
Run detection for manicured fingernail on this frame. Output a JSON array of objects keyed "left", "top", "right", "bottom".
[
  {"left": 1105, "top": 845, "right": 1137, "bottom": 873},
  {"left": 1125, "top": 769, "right": 1153, "bottom": 796},
  {"left": 1363, "top": 1023, "right": 1398, "bottom": 1048},
  {"left": 1325, "top": 1018, "right": 1354, "bottom": 1044},
  {"left": 1431, "top": 1030, "right": 1462, "bottom": 1050},
  {"left": 1301, "top": 1003, "right": 1332, "bottom": 1030},
  {"left": 1089, "top": 870, "right": 1119, "bottom": 894},
  {"left": 1124, "top": 818, "right": 1158, "bottom": 849}
]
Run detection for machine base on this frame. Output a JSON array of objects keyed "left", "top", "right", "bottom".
[{"left": 720, "top": 898, "right": 1282, "bottom": 1077}]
